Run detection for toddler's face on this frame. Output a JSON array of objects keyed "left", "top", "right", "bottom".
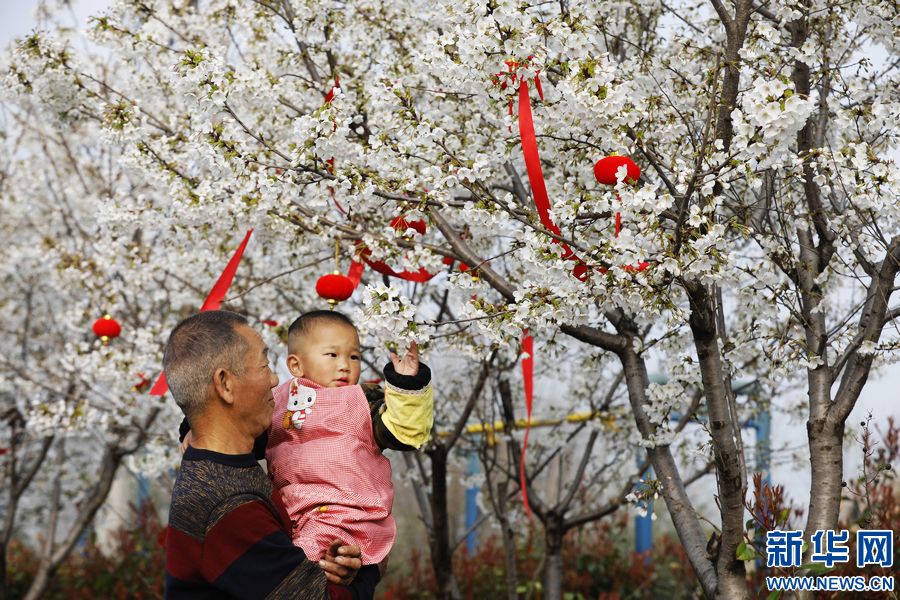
[{"left": 287, "top": 321, "right": 361, "bottom": 387}]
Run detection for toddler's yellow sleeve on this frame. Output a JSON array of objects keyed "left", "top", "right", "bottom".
[{"left": 381, "top": 380, "right": 434, "bottom": 449}]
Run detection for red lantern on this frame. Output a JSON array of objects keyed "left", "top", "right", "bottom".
[
  {"left": 315, "top": 272, "right": 355, "bottom": 307},
  {"left": 92, "top": 315, "right": 121, "bottom": 344},
  {"left": 390, "top": 216, "right": 427, "bottom": 236},
  {"left": 593, "top": 155, "right": 641, "bottom": 186}
]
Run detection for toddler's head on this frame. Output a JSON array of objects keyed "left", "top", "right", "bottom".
[{"left": 286, "top": 310, "right": 361, "bottom": 388}]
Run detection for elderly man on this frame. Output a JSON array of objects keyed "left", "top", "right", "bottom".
[{"left": 163, "top": 310, "right": 376, "bottom": 599}]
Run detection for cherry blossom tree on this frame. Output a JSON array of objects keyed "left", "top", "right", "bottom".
[
  {"left": 0, "top": 71, "right": 169, "bottom": 599},
  {"left": 2, "top": 0, "right": 898, "bottom": 598}
]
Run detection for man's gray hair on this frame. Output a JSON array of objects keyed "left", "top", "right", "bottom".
[{"left": 162, "top": 310, "right": 250, "bottom": 420}]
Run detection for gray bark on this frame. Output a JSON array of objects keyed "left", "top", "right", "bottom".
[
  {"left": 686, "top": 281, "right": 748, "bottom": 600},
  {"left": 619, "top": 345, "right": 718, "bottom": 598},
  {"left": 543, "top": 520, "right": 565, "bottom": 600}
]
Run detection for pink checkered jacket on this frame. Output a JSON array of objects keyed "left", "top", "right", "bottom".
[{"left": 266, "top": 378, "right": 395, "bottom": 564}]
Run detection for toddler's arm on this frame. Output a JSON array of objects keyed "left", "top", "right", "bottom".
[{"left": 369, "top": 342, "right": 434, "bottom": 451}]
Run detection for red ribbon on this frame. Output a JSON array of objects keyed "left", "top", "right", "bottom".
[
  {"left": 347, "top": 259, "right": 364, "bottom": 287},
  {"left": 510, "top": 69, "right": 589, "bottom": 282},
  {"left": 325, "top": 76, "right": 439, "bottom": 285},
  {"left": 611, "top": 194, "right": 650, "bottom": 272},
  {"left": 149, "top": 229, "right": 254, "bottom": 396},
  {"left": 520, "top": 331, "right": 534, "bottom": 517},
  {"left": 360, "top": 248, "right": 438, "bottom": 282},
  {"left": 325, "top": 75, "right": 340, "bottom": 104}
]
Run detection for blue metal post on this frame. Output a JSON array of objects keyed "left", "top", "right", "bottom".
[
  {"left": 465, "top": 452, "right": 479, "bottom": 554},
  {"left": 137, "top": 474, "right": 150, "bottom": 507},
  {"left": 755, "top": 409, "right": 771, "bottom": 485},
  {"left": 634, "top": 454, "right": 654, "bottom": 558},
  {"left": 749, "top": 406, "right": 772, "bottom": 575}
]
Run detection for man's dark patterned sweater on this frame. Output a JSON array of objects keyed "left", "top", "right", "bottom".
[{"left": 164, "top": 446, "right": 377, "bottom": 599}]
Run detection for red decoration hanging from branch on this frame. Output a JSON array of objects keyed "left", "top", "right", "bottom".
[
  {"left": 498, "top": 59, "right": 589, "bottom": 282},
  {"left": 132, "top": 372, "right": 151, "bottom": 393},
  {"left": 520, "top": 331, "right": 534, "bottom": 517},
  {"left": 347, "top": 259, "right": 364, "bottom": 287},
  {"left": 389, "top": 216, "right": 427, "bottom": 236},
  {"left": 359, "top": 247, "right": 439, "bottom": 283},
  {"left": 92, "top": 315, "right": 121, "bottom": 345},
  {"left": 316, "top": 272, "right": 355, "bottom": 307},
  {"left": 593, "top": 155, "right": 641, "bottom": 186},
  {"left": 593, "top": 155, "right": 650, "bottom": 272},
  {"left": 149, "top": 229, "right": 254, "bottom": 396},
  {"left": 356, "top": 215, "right": 440, "bottom": 282}
]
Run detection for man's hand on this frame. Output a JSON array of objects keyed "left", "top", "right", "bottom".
[
  {"left": 180, "top": 431, "right": 192, "bottom": 454},
  {"left": 389, "top": 341, "right": 419, "bottom": 377},
  {"left": 319, "top": 539, "right": 362, "bottom": 585}
]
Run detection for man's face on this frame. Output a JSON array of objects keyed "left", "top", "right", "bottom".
[
  {"left": 232, "top": 324, "right": 279, "bottom": 436},
  {"left": 287, "top": 322, "right": 361, "bottom": 387}
]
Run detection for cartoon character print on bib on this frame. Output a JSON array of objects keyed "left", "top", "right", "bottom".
[{"left": 283, "top": 379, "right": 316, "bottom": 431}]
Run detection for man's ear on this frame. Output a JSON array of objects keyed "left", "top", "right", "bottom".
[
  {"left": 286, "top": 354, "right": 304, "bottom": 378},
  {"left": 212, "top": 367, "right": 237, "bottom": 405}
]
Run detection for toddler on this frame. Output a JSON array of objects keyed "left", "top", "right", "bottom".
[{"left": 266, "top": 310, "right": 433, "bottom": 575}]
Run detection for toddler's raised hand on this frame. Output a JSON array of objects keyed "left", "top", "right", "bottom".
[{"left": 390, "top": 341, "right": 419, "bottom": 376}]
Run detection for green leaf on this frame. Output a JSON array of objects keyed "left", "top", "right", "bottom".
[
  {"left": 736, "top": 541, "right": 758, "bottom": 561},
  {"left": 766, "top": 590, "right": 783, "bottom": 600}
]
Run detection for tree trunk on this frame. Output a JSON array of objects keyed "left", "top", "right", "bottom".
[
  {"left": 428, "top": 446, "right": 456, "bottom": 600},
  {"left": 804, "top": 417, "right": 844, "bottom": 534},
  {"left": 619, "top": 346, "right": 717, "bottom": 598},
  {"left": 496, "top": 482, "right": 519, "bottom": 600},
  {"left": 0, "top": 544, "right": 7, "bottom": 600},
  {"left": 543, "top": 520, "right": 565, "bottom": 600},
  {"left": 1, "top": 429, "right": 52, "bottom": 600},
  {"left": 686, "top": 281, "right": 748, "bottom": 600},
  {"left": 25, "top": 438, "right": 65, "bottom": 600}
]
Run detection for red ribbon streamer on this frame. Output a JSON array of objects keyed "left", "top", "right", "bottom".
[
  {"left": 520, "top": 331, "right": 534, "bottom": 517},
  {"left": 515, "top": 78, "right": 589, "bottom": 282},
  {"left": 347, "top": 259, "right": 364, "bottom": 287},
  {"left": 355, "top": 243, "right": 439, "bottom": 283},
  {"left": 149, "top": 229, "right": 254, "bottom": 396},
  {"left": 611, "top": 194, "right": 650, "bottom": 272}
]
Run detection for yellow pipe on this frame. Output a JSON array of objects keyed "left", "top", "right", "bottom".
[{"left": 437, "top": 410, "right": 617, "bottom": 439}]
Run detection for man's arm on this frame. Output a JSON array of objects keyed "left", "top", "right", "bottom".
[{"left": 188, "top": 498, "right": 368, "bottom": 600}]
